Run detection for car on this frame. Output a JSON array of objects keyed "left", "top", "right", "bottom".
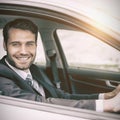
[{"left": 0, "top": 0, "right": 120, "bottom": 119}]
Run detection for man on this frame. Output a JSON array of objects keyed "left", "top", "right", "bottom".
[{"left": 0, "top": 18, "right": 120, "bottom": 112}]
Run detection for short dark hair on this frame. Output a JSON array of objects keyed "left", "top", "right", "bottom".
[{"left": 3, "top": 18, "right": 38, "bottom": 45}]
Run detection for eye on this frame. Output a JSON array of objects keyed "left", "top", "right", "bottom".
[
  {"left": 11, "top": 42, "right": 20, "bottom": 47},
  {"left": 26, "top": 42, "right": 36, "bottom": 47}
]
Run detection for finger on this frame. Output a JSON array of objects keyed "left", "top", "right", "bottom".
[
  {"left": 113, "top": 106, "right": 120, "bottom": 112},
  {"left": 113, "top": 84, "right": 120, "bottom": 94}
]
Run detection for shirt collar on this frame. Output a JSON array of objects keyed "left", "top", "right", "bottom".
[{"left": 5, "top": 59, "right": 31, "bottom": 80}]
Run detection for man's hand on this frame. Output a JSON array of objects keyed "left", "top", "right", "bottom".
[
  {"left": 104, "top": 92, "right": 120, "bottom": 112},
  {"left": 104, "top": 84, "right": 120, "bottom": 99}
]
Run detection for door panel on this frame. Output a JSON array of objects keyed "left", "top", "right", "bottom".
[{"left": 67, "top": 68, "right": 120, "bottom": 94}]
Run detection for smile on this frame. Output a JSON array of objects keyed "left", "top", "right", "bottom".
[{"left": 16, "top": 56, "right": 30, "bottom": 62}]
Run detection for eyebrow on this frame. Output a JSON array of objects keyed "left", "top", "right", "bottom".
[
  {"left": 9, "top": 41, "right": 20, "bottom": 44},
  {"left": 9, "top": 41, "right": 36, "bottom": 44},
  {"left": 26, "top": 41, "right": 36, "bottom": 43}
]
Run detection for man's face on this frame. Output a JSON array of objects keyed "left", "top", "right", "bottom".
[{"left": 4, "top": 28, "right": 37, "bottom": 71}]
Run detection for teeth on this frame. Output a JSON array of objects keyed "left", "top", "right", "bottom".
[{"left": 17, "top": 57, "right": 29, "bottom": 61}]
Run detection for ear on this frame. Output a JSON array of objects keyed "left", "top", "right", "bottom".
[{"left": 3, "top": 42, "right": 7, "bottom": 51}]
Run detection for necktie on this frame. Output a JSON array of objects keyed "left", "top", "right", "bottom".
[
  {"left": 26, "top": 74, "right": 33, "bottom": 86},
  {"left": 26, "top": 74, "right": 45, "bottom": 97}
]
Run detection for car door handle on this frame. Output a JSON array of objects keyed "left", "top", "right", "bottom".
[{"left": 105, "top": 80, "right": 119, "bottom": 88}]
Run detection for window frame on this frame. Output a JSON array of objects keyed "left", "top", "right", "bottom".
[{"left": 56, "top": 29, "right": 120, "bottom": 72}]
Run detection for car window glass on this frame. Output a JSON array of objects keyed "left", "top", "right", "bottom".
[
  {"left": 0, "top": 29, "right": 46, "bottom": 65},
  {"left": 34, "top": 32, "right": 46, "bottom": 65},
  {"left": 56, "top": 29, "right": 120, "bottom": 72},
  {"left": 0, "top": 29, "right": 6, "bottom": 58}
]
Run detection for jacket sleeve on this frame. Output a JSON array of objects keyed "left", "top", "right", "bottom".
[
  {"left": 54, "top": 88, "right": 99, "bottom": 100},
  {"left": 46, "top": 97, "right": 96, "bottom": 110},
  {"left": 38, "top": 68, "right": 99, "bottom": 100}
]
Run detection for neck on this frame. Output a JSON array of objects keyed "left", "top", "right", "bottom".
[{"left": 5, "top": 58, "right": 29, "bottom": 73}]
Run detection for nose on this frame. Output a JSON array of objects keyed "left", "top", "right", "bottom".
[{"left": 20, "top": 45, "right": 28, "bottom": 54}]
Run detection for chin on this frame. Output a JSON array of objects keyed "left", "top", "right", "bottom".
[
  {"left": 16, "top": 64, "right": 30, "bottom": 70},
  {"left": 15, "top": 61, "right": 33, "bottom": 70}
]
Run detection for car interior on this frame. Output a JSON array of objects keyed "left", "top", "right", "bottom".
[{"left": 0, "top": 8, "right": 120, "bottom": 96}]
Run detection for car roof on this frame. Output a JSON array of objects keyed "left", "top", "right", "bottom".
[{"left": 0, "top": 0, "right": 120, "bottom": 45}]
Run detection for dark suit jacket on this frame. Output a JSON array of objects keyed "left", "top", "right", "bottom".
[{"left": 0, "top": 56, "right": 97, "bottom": 110}]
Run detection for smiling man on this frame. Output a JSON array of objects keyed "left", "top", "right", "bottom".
[
  {"left": 3, "top": 20, "right": 37, "bottom": 72},
  {"left": 0, "top": 18, "right": 120, "bottom": 113},
  {"left": 4, "top": 28, "right": 36, "bottom": 71}
]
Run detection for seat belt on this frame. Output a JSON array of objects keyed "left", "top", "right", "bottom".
[{"left": 47, "top": 49, "right": 61, "bottom": 89}]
